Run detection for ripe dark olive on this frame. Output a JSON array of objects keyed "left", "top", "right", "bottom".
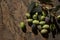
[
  {"left": 31, "top": 24, "right": 37, "bottom": 30},
  {"left": 31, "top": 24, "right": 38, "bottom": 35},
  {"left": 33, "top": 20, "right": 39, "bottom": 25},
  {"left": 41, "top": 29, "right": 48, "bottom": 34},
  {"left": 20, "top": 22, "right": 26, "bottom": 29},
  {"left": 42, "top": 24, "right": 49, "bottom": 29},
  {"left": 25, "top": 13, "right": 30, "bottom": 19},
  {"left": 40, "top": 16, "right": 45, "bottom": 21},
  {"left": 45, "top": 17, "right": 50, "bottom": 24},
  {"left": 39, "top": 21, "right": 46, "bottom": 25}
]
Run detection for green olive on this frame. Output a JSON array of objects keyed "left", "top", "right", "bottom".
[
  {"left": 27, "top": 19, "right": 33, "bottom": 22},
  {"left": 25, "top": 13, "right": 30, "bottom": 19},
  {"left": 57, "top": 15, "right": 60, "bottom": 20},
  {"left": 42, "top": 11, "right": 46, "bottom": 16},
  {"left": 39, "top": 21, "right": 46, "bottom": 25},
  {"left": 35, "top": 2, "right": 39, "bottom": 7},
  {"left": 40, "top": 16, "right": 45, "bottom": 21},
  {"left": 33, "top": 12, "right": 38, "bottom": 20},
  {"left": 33, "top": 15, "right": 37, "bottom": 20},
  {"left": 20, "top": 22, "right": 26, "bottom": 29},
  {"left": 33, "top": 20, "right": 39, "bottom": 24},
  {"left": 41, "top": 29, "right": 48, "bottom": 34},
  {"left": 37, "top": 25, "right": 42, "bottom": 30},
  {"left": 42, "top": 24, "right": 49, "bottom": 29},
  {"left": 35, "top": 12, "right": 38, "bottom": 15}
]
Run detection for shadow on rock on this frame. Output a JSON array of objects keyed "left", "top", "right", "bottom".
[
  {"left": 51, "top": 29, "right": 56, "bottom": 38},
  {"left": 42, "top": 33, "right": 49, "bottom": 38},
  {"left": 22, "top": 27, "right": 27, "bottom": 33}
]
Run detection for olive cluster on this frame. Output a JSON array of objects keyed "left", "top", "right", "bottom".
[
  {"left": 20, "top": 2, "right": 60, "bottom": 38},
  {"left": 26, "top": 2, "right": 51, "bottom": 35},
  {"left": 26, "top": 10, "right": 50, "bottom": 35}
]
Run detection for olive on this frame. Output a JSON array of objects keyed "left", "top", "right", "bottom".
[
  {"left": 42, "top": 24, "right": 49, "bottom": 29},
  {"left": 45, "top": 17, "right": 50, "bottom": 24},
  {"left": 25, "top": 13, "right": 30, "bottom": 19},
  {"left": 57, "top": 15, "right": 60, "bottom": 20},
  {"left": 33, "top": 20, "right": 39, "bottom": 25},
  {"left": 42, "top": 11, "right": 46, "bottom": 16},
  {"left": 40, "top": 16, "right": 45, "bottom": 21},
  {"left": 35, "top": 12, "right": 38, "bottom": 15},
  {"left": 56, "top": 15, "right": 60, "bottom": 23},
  {"left": 27, "top": 19, "right": 33, "bottom": 26},
  {"left": 20, "top": 22, "right": 26, "bottom": 29},
  {"left": 35, "top": 2, "right": 39, "bottom": 7},
  {"left": 41, "top": 29, "right": 48, "bottom": 34},
  {"left": 33, "top": 15, "right": 37, "bottom": 20},
  {"left": 39, "top": 21, "right": 46, "bottom": 25},
  {"left": 32, "top": 24, "right": 38, "bottom": 35},
  {"left": 37, "top": 25, "right": 42, "bottom": 31},
  {"left": 27, "top": 19, "right": 33, "bottom": 22}
]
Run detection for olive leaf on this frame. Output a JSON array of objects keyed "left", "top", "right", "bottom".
[
  {"left": 28, "top": 1, "right": 36, "bottom": 13},
  {"left": 33, "top": 5, "right": 42, "bottom": 13}
]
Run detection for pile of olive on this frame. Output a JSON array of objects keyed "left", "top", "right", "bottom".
[
  {"left": 20, "top": 2, "right": 60, "bottom": 38},
  {"left": 26, "top": 11, "right": 50, "bottom": 35}
]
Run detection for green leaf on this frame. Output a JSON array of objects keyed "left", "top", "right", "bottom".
[{"left": 28, "top": 1, "right": 36, "bottom": 13}]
